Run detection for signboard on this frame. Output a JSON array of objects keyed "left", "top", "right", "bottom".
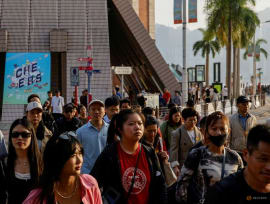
[
  {"left": 174, "top": 0, "right": 183, "bottom": 24},
  {"left": 70, "top": 67, "right": 79, "bottom": 86},
  {"left": 3, "top": 53, "right": 51, "bottom": 104},
  {"left": 195, "top": 65, "right": 205, "bottom": 82},
  {"left": 213, "top": 83, "right": 222, "bottom": 93},
  {"left": 214, "top": 63, "right": 221, "bottom": 82},
  {"left": 114, "top": 66, "right": 132, "bottom": 75},
  {"left": 188, "top": 0, "right": 198, "bottom": 23},
  {"left": 188, "top": 67, "right": 196, "bottom": 82}
]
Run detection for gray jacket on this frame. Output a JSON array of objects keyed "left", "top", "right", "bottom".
[
  {"left": 229, "top": 112, "right": 256, "bottom": 152},
  {"left": 170, "top": 125, "right": 202, "bottom": 168}
]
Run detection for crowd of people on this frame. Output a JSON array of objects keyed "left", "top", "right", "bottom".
[{"left": 0, "top": 87, "right": 270, "bottom": 204}]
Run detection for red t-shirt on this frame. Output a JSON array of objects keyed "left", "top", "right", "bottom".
[
  {"left": 117, "top": 143, "right": 151, "bottom": 204},
  {"left": 163, "top": 92, "right": 171, "bottom": 104}
]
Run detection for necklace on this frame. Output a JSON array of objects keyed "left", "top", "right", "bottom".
[{"left": 56, "top": 177, "right": 78, "bottom": 199}]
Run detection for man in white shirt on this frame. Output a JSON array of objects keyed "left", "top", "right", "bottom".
[
  {"left": 51, "top": 90, "right": 64, "bottom": 121},
  {"left": 222, "top": 86, "right": 228, "bottom": 100}
]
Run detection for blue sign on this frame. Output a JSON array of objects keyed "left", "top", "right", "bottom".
[{"left": 3, "top": 53, "right": 51, "bottom": 104}]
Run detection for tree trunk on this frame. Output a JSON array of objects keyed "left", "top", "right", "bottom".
[
  {"left": 206, "top": 54, "right": 209, "bottom": 87},
  {"left": 236, "top": 48, "right": 241, "bottom": 97},
  {"left": 226, "top": 19, "right": 232, "bottom": 99},
  {"left": 233, "top": 45, "right": 237, "bottom": 99}
]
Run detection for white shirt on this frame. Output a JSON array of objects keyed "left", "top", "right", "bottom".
[
  {"left": 51, "top": 96, "right": 64, "bottom": 113},
  {"left": 187, "top": 130, "right": 196, "bottom": 144},
  {"left": 222, "top": 88, "right": 228, "bottom": 97}
]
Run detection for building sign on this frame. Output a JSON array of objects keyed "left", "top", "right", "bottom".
[{"left": 3, "top": 53, "right": 51, "bottom": 104}]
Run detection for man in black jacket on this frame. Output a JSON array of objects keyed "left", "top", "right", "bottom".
[
  {"left": 54, "top": 103, "right": 82, "bottom": 136},
  {"left": 205, "top": 125, "right": 270, "bottom": 204}
]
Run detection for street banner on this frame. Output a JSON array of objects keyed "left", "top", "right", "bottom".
[
  {"left": 247, "top": 45, "right": 260, "bottom": 57},
  {"left": 255, "top": 45, "right": 260, "bottom": 57},
  {"left": 188, "top": 0, "right": 197, "bottom": 23},
  {"left": 3, "top": 53, "right": 51, "bottom": 104},
  {"left": 247, "top": 45, "right": 253, "bottom": 57},
  {"left": 174, "top": 0, "right": 183, "bottom": 24}
]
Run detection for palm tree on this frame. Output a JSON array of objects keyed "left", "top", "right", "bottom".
[
  {"left": 243, "top": 38, "right": 268, "bottom": 61},
  {"left": 232, "top": 6, "right": 259, "bottom": 97},
  {"left": 205, "top": 0, "right": 258, "bottom": 99},
  {"left": 193, "top": 28, "right": 221, "bottom": 86}
]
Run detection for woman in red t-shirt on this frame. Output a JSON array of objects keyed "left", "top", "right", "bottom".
[{"left": 91, "top": 109, "right": 167, "bottom": 204}]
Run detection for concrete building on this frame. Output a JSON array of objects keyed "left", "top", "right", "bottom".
[{"left": 0, "top": 0, "right": 180, "bottom": 126}]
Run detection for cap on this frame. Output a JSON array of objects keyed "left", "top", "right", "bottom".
[
  {"left": 26, "top": 101, "right": 43, "bottom": 112},
  {"left": 63, "top": 103, "right": 75, "bottom": 112},
  {"left": 237, "top": 96, "right": 251, "bottom": 104},
  {"left": 89, "top": 100, "right": 105, "bottom": 108}
]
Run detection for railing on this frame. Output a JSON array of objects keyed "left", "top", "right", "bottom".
[{"left": 155, "top": 94, "right": 267, "bottom": 120}]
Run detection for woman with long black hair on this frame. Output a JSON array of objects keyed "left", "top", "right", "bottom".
[
  {"left": 23, "top": 132, "right": 102, "bottom": 204},
  {"left": 91, "top": 109, "right": 167, "bottom": 204},
  {"left": 6, "top": 118, "right": 42, "bottom": 204},
  {"left": 160, "top": 107, "right": 182, "bottom": 151}
]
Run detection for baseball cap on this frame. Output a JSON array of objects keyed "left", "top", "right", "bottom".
[
  {"left": 89, "top": 100, "right": 105, "bottom": 108},
  {"left": 63, "top": 103, "right": 75, "bottom": 112},
  {"left": 26, "top": 101, "right": 43, "bottom": 112},
  {"left": 237, "top": 96, "right": 251, "bottom": 104}
]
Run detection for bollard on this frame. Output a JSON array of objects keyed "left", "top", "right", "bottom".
[
  {"left": 156, "top": 106, "right": 159, "bottom": 119},
  {"left": 222, "top": 100, "right": 226, "bottom": 114},
  {"left": 231, "top": 98, "right": 234, "bottom": 115}
]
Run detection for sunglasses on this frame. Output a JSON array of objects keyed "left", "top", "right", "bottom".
[{"left": 11, "top": 132, "right": 31, "bottom": 139}]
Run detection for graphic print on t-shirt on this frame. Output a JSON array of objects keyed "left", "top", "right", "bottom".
[
  {"left": 122, "top": 167, "right": 147, "bottom": 195},
  {"left": 117, "top": 143, "right": 151, "bottom": 204}
]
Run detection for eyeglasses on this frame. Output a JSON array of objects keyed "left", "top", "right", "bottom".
[
  {"left": 59, "top": 131, "right": 77, "bottom": 140},
  {"left": 11, "top": 132, "right": 31, "bottom": 139}
]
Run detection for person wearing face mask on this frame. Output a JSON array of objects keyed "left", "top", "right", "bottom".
[{"left": 175, "top": 111, "right": 243, "bottom": 204}]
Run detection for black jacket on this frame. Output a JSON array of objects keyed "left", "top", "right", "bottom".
[
  {"left": 91, "top": 142, "right": 168, "bottom": 204},
  {"left": 55, "top": 117, "right": 82, "bottom": 136},
  {"left": 0, "top": 158, "right": 7, "bottom": 204},
  {"left": 205, "top": 169, "right": 270, "bottom": 204}
]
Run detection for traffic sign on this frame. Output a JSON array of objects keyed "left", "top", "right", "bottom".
[
  {"left": 77, "top": 57, "right": 93, "bottom": 62},
  {"left": 79, "top": 66, "right": 93, "bottom": 71},
  {"left": 114, "top": 66, "right": 132, "bottom": 75},
  {"left": 70, "top": 67, "right": 79, "bottom": 86}
]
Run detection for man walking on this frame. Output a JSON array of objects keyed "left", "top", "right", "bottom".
[
  {"left": 103, "top": 97, "right": 120, "bottom": 124},
  {"left": 76, "top": 100, "right": 109, "bottom": 173},
  {"left": 51, "top": 90, "right": 64, "bottom": 121},
  {"left": 206, "top": 125, "right": 270, "bottom": 203},
  {"left": 229, "top": 96, "right": 257, "bottom": 156}
]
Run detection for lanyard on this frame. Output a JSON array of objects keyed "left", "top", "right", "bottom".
[{"left": 221, "top": 148, "right": 226, "bottom": 179}]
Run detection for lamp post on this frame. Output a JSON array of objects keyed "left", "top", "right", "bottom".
[
  {"left": 182, "top": 0, "right": 188, "bottom": 104},
  {"left": 252, "top": 20, "right": 270, "bottom": 108}
]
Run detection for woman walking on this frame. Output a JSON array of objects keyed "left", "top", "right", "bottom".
[
  {"left": 6, "top": 118, "right": 42, "bottom": 204},
  {"left": 23, "top": 131, "right": 102, "bottom": 204},
  {"left": 175, "top": 111, "right": 243, "bottom": 204},
  {"left": 91, "top": 109, "right": 167, "bottom": 204}
]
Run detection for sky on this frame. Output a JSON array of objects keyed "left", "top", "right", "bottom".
[
  {"left": 156, "top": 0, "right": 270, "bottom": 30},
  {"left": 155, "top": 0, "right": 270, "bottom": 84}
]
